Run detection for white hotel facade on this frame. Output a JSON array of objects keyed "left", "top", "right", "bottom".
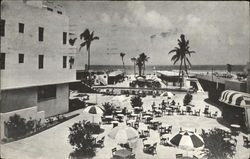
[{"left": 0, "top": 0, "right": 78, "bottom": 139}]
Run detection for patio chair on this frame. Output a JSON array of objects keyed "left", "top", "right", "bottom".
[
  {"left": 144, "top": 130, "right": 150, "bottom": 137},
  {"left": 134, "top": 121, "right": 139, "bottom": 129},
  {"left": 193, "top": 155, "right": 199, "bottom": 159},
  {"left": 212, "top": 111, "right": 218, "bottom": 118},
  {"left": 176, "top": 109, "right": 181, "bottom": 115},
  {"left": 127, "top": 147, "right": 133, "bottom": 152},
  {"left": 176, "top": 154, "right": 183, "bottom": 159},
  {"left": 144, "top": 142, "right": 157, "bottom": 155},
  {"left": 112, "top": 148, "right": 117, "bottom": 157},
  {"left": 160, "top": 134, "right": 168, "bottom": 145},
  {"left": 95, "top": 136, "right": 105, "bottom": 148},
  {"left": 194, "top": 109, "right": 201, "bottom": 116},
  {"left": 243, "top": 136, "right": 250, "bottom": 147},
  {"left": 181, "top": 110, "right": 186, "bottom": 115},
  {"left": 166, "top": 126, "right": 172, "bottom": 134}
]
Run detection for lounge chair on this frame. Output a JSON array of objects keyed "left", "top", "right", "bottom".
[{"left": 243, "top": 136, "right": 250, "bottom": 147}]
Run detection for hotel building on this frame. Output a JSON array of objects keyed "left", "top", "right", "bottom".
[{"left": 0, "top": 0, "right": 77, "bottom": 139}]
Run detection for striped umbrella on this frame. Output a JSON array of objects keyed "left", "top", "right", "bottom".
[
  {"left": 108, "top": 125, "right": 139, "bottom": 144},
  {"left": 170, "top": 131, "right": 204, "bottom": 150},
  {"left": 83, "top": 106, "right": 104, "bottom": 123},
  {"left": 83, "top": 105, "right": 104, "bottom": 114}
]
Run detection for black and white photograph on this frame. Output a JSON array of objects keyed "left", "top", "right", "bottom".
[{"left": 0, "top": 0, "right": 250, "bottom": 159}]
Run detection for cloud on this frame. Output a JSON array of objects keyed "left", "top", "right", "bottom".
[
  {"left": 100, "top": 12, "right": 111, "bottom": 24},
  {"left": 127, "top": 2, "right": 173, "bottom": 29}
]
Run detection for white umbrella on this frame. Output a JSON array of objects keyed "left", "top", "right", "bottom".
[
  {"left": 160, "top": 91, "right": 174, "bottom": 98},
  {"left": 83, "top": 105, "right": 104, "bottom": 123},
  {"left": 108, "top": 125, "right": 139, "bottom": 144}
]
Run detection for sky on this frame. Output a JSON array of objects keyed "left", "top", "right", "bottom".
[{"left": 61, "top": 1, "right": 249, "bottom": 67}]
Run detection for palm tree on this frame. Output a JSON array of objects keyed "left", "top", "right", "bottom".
[
  {"left": 169, "top": 34, "right": 195, "bottom": 88},
  {"left": 120, "top": 52, "right": 126, "bottom": 73},
  {"left": 136, "top": 56, "right": 144, "bottom": 77},
  {"left": 131, "top": 57, "right": 137, "bottom": 75},
  {"left": 79, "top": 29, "right": 99, "bottom": 71},
  {"left": 139, "top": 53, "right": 149, "bottom": 75}
]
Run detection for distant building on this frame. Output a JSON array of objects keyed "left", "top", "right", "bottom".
[
  {"left": 0, "top": 0, "right": 77, "bottom": 139},
  {"left": 108, "top": 70, "right": 124, "bottom": 84}
]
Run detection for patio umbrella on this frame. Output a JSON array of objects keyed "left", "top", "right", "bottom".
[
  {"left": 108, "top": 125, "right": 139, "bottom": 144},
  {"left": 170, "top": 131, "right": 204, "bottom": 150},
  {"left": 160, "top": 91, "right": 174, "bottom": 98},
  {"left": 83, "top": 105, "right": 104, "bottom": 123},
  {"left": 83, "top": 105, "right": 104, "bottom": 114}
]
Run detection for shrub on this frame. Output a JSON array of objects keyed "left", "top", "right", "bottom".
[
  {"left": 26, "top": 118, "right": 35, "bottom": 133},
  {"left": 68, "top": 120, "right": 96, "bottom": 154},
  {"left": 130, "top": 95, "right": 143, "bottom": 108},
  {"left": 5, "top": 114, "right": 27, "bottom": 138},
  {"left": 102, "top": 102, "right": 115, "bottom": 115},
  {"left": 200, "top": 128, "right": 236, "bottom": 159},
  {"left": 84, "top": 121, "right": 101, "bottom": 134},
  {"left": 183, "top": 92, "right": 193, "bottom": 106}
]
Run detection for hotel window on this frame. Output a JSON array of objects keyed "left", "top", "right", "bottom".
[
  {"left": 0, "top": 53, "right": 5, "bottom": 69},
  {"left": 38, "top": 27, "right": 44, "bottom": 41},
  {"left": 63, "top": 32, "right": 67, "bottom": 44},
  {"left": 38, "top": 55, "right": 44, "bottom": 69},
  {"left": 0, "top": 19, "right": 5, "bottom": 36},
  {"left": 63, "top": 56, "right": 67, "bottom": 68},
  {"left": 18, "top": 54, "right": 24, "bottom": 63},
  {"left": 19, "top": 23, "right": 24, "bottom": 33},
  {"left": 38, "top": 85, "right": 56, "bottom": 101}
]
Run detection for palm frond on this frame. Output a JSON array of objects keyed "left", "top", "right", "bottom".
[
  {"left": 92, "top": 36, "right": 99, "bottom": 40},
  {"left": 79, "top": 41, "right": 87, "bottom": 51},
  {"left": 171, "top": 54, "right": 179, "bottom": 61},
  {"left": 169, "top": 49, "right": 177, "bottom": 54}
]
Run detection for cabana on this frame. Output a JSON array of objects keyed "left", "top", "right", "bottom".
[{"left": 219, "top": 90, "right": 250, "bottom": 133}]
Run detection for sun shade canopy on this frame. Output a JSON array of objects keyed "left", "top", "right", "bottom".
[{"left": 219, "top": 90, "right": 250, "bottom": 107}]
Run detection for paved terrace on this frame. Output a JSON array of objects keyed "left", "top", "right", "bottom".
[{"left": 1, "top": 93, "right": 249, "bottom": 159}]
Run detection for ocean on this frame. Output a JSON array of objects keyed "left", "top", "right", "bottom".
[{"left": 89, "top": 65, "right": 245, "bottom": 74}]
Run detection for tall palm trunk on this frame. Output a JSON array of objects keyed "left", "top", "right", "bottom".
[
  {"left": 134, "top": 62, "right": 136, "bottom": 75},
  {"left": 138, "top": 65, "right": 142, "bottom": 76},
  {"left": 183, "top": 58, "right": 189, "bottom": 77},
  {"left": 122, "top": 59, "right": 125, "bottom": 73},
  {"left": 87, "top": 48, "right": 90, "bottom": 71},
  {"left": 179, "top": 60, "right": 183, "bottom": 88}
]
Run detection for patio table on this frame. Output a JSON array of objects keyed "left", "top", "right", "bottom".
[
  {"left": 144, "top": 140, "right": 155, "bottom": 147},
  {"left": 116, "top": 110, "right": 122, "bottom": 114},
  {"left": 230, "top": 124, "right": 240, "bottom": 129},
  {"left": 117, "top": 114, "right": 124, "bottom": 117},
  {"left": 127, "top": 120, "right": 136, "bottom": 127},
  {"left": 114, "top": 149, "right": 132, "bottom": 159},
  {"left": 179, "top": 157, "right": 193, "bottom": 159}
]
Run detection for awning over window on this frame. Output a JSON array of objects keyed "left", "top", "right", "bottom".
[{"left": 219, "top": 90, "right": 250, "bottom": 107}]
